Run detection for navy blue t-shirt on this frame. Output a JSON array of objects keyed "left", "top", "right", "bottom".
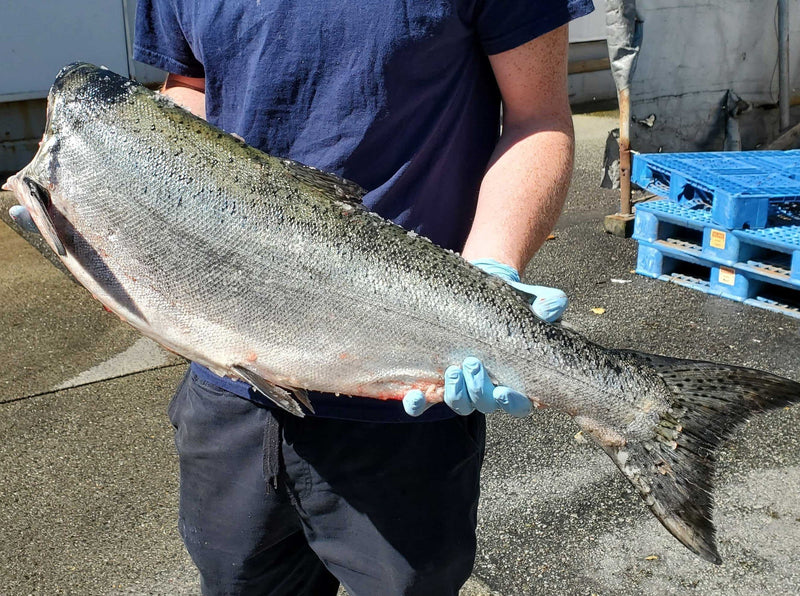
[{"left": 134, "top": 0, "right": 593, "bottom": 421}]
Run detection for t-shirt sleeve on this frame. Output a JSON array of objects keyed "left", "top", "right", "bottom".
[
  {"left": 133, "top": 0, "right": 205, "bottom": 77},
  {"left": 477, "top": 0, "right": 595, "bottom": 55}
]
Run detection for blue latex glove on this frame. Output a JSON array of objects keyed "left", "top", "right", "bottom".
[
  {"left": 403, "top": 258, "right": 568, "bottom": 418},
  {"left": 9, "top": 205, "right": 39, "bottom": 233},
  {"left": 404, "top": 357, "right": 533, "bottom": 418},
  {"left": 470, "top": 258, "right": 568, "bottom": 324}
]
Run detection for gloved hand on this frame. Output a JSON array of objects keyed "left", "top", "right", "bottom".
[
  {"left": 469, "top": 258, "right": 567, "bottom": 324},
  {"left": 403, "top": 356, "right": 533, "bottom": 417},
  {"left": 8, "top": 205, "right": 39, "bottom": 233},
  {"left": 402, "top": 258, "right": 567, "bottom": 418}
]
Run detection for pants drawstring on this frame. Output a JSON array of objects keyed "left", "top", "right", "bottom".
[{"left": 263, "top": 412, "right": 283, "bottom": 493}]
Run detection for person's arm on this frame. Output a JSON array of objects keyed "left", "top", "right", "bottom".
[
  {"left": 161, "top": 73, "right": 206, "bottom": 119},
  {"left": 404, "top": 25, "right": 575, "bottom": 418},
  {"left": 461, "top": 24, "right": 574, "bottom": 272}
]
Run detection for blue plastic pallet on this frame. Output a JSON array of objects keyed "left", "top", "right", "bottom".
[
  {"left": 634, "top": 200, "right": 800, "bottom": 286},
  {"left": 636, "top": 239, "right": 800, "bottom": 320},
  {"left": 632, "top": 150, "right": 800, "bottom": 229}
]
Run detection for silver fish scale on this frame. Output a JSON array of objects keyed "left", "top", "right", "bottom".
[{"left": 22, "top": 64, "right": 670, "bottom": 429}]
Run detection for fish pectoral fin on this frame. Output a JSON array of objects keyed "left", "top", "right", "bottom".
[
  {"left": 279, "top": 159, "right": 366, "bottom": 204},
  {"left": 232, "top": 365, "right": 315, "bottom": 417},
  {"left": 22, "top": 176, "right": 66, "bottom": 257}
]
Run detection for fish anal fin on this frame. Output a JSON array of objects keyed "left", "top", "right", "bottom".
[{"left": 232, "top": 365, "right": 315, "bottom": 417}]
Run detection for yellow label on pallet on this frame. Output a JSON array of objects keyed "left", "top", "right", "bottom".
[
  {"left": 710, "top": 229, "right": 727, "bottom": 249},
  {"left": 719, "top": 266, "right": 736, "bottom": 285}
]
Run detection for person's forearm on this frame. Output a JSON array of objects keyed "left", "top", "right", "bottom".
[
  {"left": 460, "top": 118, "right": 574, "bottom": 273},
  {"left": 161, "top": 73, "right": 206, "bottom": 119}
]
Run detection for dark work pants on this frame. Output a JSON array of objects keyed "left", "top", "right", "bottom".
[{"left": 168, "top": 370, "right": 486, "bottom": 596}]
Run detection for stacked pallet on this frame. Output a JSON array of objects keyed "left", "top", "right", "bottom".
[{"left": 631, "top": 150, "right": 800, "bottom": 319}]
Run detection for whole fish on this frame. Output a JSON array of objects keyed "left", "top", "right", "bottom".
[{"left": 5, "top": 63, "right": 799, "bottom": 564}]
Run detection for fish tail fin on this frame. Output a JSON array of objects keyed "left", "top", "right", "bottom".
[{"left": 596, "top": 352, "right": 800, "bottom": 564}]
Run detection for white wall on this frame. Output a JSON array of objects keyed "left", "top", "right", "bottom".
[
  {"left": 570, "top": 0, "right": 607, "bottom": 43},
  {"left": 629, "top": 0, "right": 800, "bottom": 151},
  {"left": 0, "top": 1, "right": 130, "bottom": 102}
]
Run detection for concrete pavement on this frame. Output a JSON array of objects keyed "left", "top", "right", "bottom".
[{"left": 1, "top": 112, "right": 798, "bottom": 595}]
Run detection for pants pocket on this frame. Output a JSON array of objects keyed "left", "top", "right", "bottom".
[{"left": 167, "top": 368, "right": 191, "bottom": 428}]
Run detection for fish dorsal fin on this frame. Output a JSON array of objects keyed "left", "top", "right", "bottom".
[
  {"left": 22, "top": 177, "right": 66, "bottom": 257},
  {"left": 232, "top": 364, "right": 314, "bottom": 417},
  {"left": 279, "top": 159, "right": 366, "bottom": 204}
]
